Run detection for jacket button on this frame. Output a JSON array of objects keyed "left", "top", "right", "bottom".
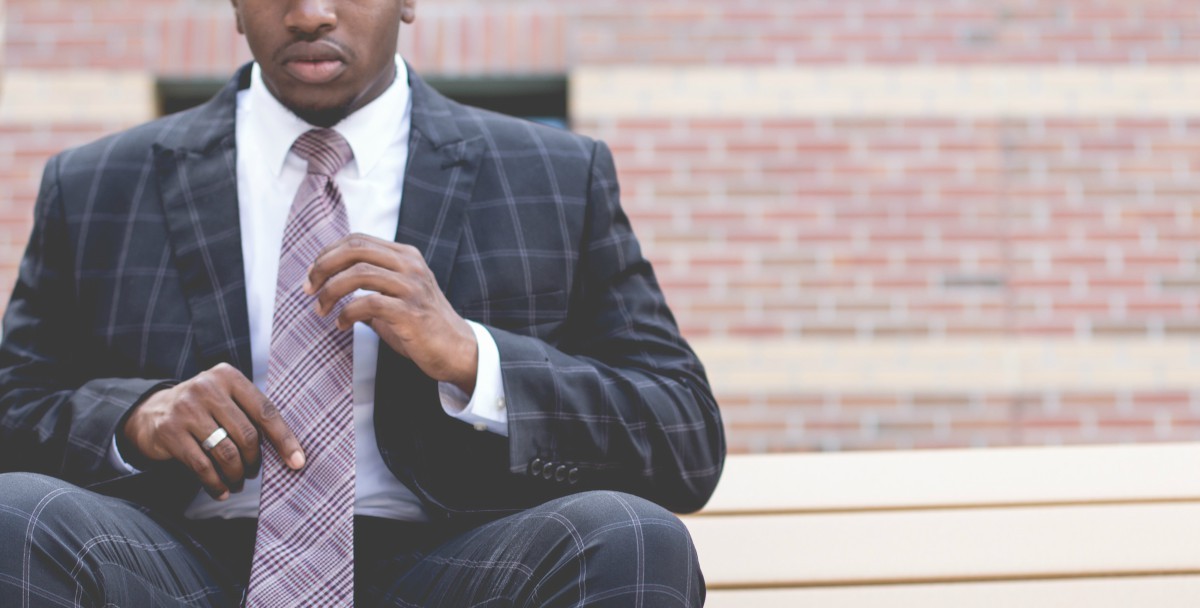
[
  {"left": 529, "top": 458, "right": 544, "bottom": 476},
  {"left": 567, "top": 467, "right": 580, "bottom": 485},
  {"left": 542, "top": 463, "right": 556, "bottom": 480},
  {"left": 554, "top": 465, "right": 569, "bottom": 483}
]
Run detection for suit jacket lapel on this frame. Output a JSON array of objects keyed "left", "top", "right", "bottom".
[
  {"left": 153, "top": 67, "right": 253, "bottom": 377},
  {"left": 373, "top": 70, "right": 487, "bottom": 497},
  {"left": 395, "top": 70, "right": 485, "bottom": 291}
]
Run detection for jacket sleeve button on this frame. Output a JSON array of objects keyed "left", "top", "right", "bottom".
[
  {"left": 567, "top": 467, "right": 580, "bottom": 485},
  {"left": 542, "top": 463, "right": 556, "bottom": 480},
  {"left": 529, "top": 458, "right": 544, "bottom": 476},
  {"left": 554, "top": 465, "right": 569, "bottom": 483}
]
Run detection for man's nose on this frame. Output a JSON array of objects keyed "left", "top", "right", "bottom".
[{"left": 284, "top": 0, "right": 337, "bottom": 35}]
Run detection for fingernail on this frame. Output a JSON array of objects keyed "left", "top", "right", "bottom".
[
  {"left": 289, "top": 452, "right": 306, "bottom": 469},
  {"left": 218, "top": 491, "right": 230, "bottom": 501},
  {"left": 302, "top": 266, "right": 314, "bottom": 294}
]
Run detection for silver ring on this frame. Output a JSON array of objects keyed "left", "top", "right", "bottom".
[{"left": 201, "top": 427, "right": 230, "bottom": 451}]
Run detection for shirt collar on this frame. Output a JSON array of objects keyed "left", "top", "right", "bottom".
[{"left": 246, "top": 56, "right": 412, "bottom": 179}]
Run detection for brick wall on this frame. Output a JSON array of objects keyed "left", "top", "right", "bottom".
[{"left": 3, "top": 0, "right": 1200, "bottom": 454}]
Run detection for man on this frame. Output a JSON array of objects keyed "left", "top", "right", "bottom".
[{"left": 0, "top": 0, "right": 724, "bottom": 606}]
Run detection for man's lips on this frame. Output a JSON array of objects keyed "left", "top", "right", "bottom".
[
  {"left": 283, "top": 59, "right": 347, "bottom": 84},
  {"left": 278, "top": 41, "right": 350, "bottom": 85}
]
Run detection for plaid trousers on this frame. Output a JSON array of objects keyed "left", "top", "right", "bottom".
[{"left": 0, "top": 473, "right": 704, "bottom": 607}]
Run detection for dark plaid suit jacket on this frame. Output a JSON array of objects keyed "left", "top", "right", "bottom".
[{"left": 0, "top": 65, "right": 725, "bottom": 523}]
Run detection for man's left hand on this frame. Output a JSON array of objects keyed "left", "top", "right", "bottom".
[{"left": 304, "top": 233, "right": 478, "bottom": 395}]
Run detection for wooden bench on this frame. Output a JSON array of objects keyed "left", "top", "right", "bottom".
[{"left": 682, "top": 443, "right": 1200, "bottom": 606}]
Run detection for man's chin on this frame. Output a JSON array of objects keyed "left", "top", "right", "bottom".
[{"left": 287, "top": 103, "right": 351, "bottom": 129}]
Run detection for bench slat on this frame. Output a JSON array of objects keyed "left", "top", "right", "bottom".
[
  {"left": 706, "top": 576, "right": 1200, "bottom": 608},
  {"left": 685, "top": 502, "right": 1200, "bottom": 588},
  {"left": 701, "top": 443, "right": 1200, "bottom": 515}
]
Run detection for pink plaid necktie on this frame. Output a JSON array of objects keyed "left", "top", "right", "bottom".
[{"left": 247, "top": 129, "right": 356, "bottom": 607}]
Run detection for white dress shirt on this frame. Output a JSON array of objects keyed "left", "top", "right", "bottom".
[{"left": 112, "top": 57, "right": 509, "bottom": 521}]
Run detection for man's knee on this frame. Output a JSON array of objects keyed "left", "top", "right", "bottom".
[
  {"left": 0, "top": 473, "right": 100, "bottom": 560},
  {"left": 541, "top": 491, "right": 704, "bottom": 606},
  {"left": 0, "top": 471, "right": 77, "bottom": 497},
  {"left": 554, "top": 490, "right": 693, "bottom": 541},
  {"left": 0, "top": 472, "right": 83, "bottom": 531},
  {"left": 0, "top": 473, "right": 150, "bottom": 575},
  {"left": 0, "top": 473, "right": 232, "bottom": 606},
  {"left": 0, "top": 473, "right": 88, "bottom": 596},
  {"left": 0, "top": 473, "right": 160, "bottom": 560},
  {"left": 557, "top": 491, "right": 697, "bottom": 554}
]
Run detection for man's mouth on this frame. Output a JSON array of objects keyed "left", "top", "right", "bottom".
[
  {"left": 278, "top": 40, "right": 351, "bottom": 85},
  {"left": 283, "top": 59, "right": 347, "bottom": 85}
]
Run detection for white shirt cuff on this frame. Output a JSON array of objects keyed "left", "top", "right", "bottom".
[
  {"left": 109, "top": 435, "right": 141, "bottom": 474},
  {"left": 439, "top": 320, "right": 508, "bottom": 437}
]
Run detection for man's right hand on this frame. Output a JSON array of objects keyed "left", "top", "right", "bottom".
[{"left": 121, "top": 363, "right": 306, "bottom": 500}]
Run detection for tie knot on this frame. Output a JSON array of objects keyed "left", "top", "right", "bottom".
[{"left": 292, "top": 128, "right": 354, "bottom": 177}]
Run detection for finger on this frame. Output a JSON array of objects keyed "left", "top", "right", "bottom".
[
  {"left": 221, "top": 365, "right": 306, "bottom": 470},
  {"left": 306, "top": 235, "right": 415, "bottom": 295},
  {"left": 195, "top": 421, "right": 245, "bottom": 493},
  {"left": 315, "top": 263, "right": 412, "bottom": 317},
  {"left": 170, "top": 431, "right": 230, "bottom": 501},
  {"left": 336, "top": 293, "right": 404, "bottom": 332},
  {"left": 209, "top": 395, "right": 262, "bottom": 482},
  {"left": 305, "top": 235, "right": 421, "bottom": 296}
]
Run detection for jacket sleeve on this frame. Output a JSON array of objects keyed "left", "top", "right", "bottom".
[
  {"left": 0, "top": 154, "right": 169, "bottom": 486},
  {"left": 490, "top": 140, "right": 725, "bottom": 514}
]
